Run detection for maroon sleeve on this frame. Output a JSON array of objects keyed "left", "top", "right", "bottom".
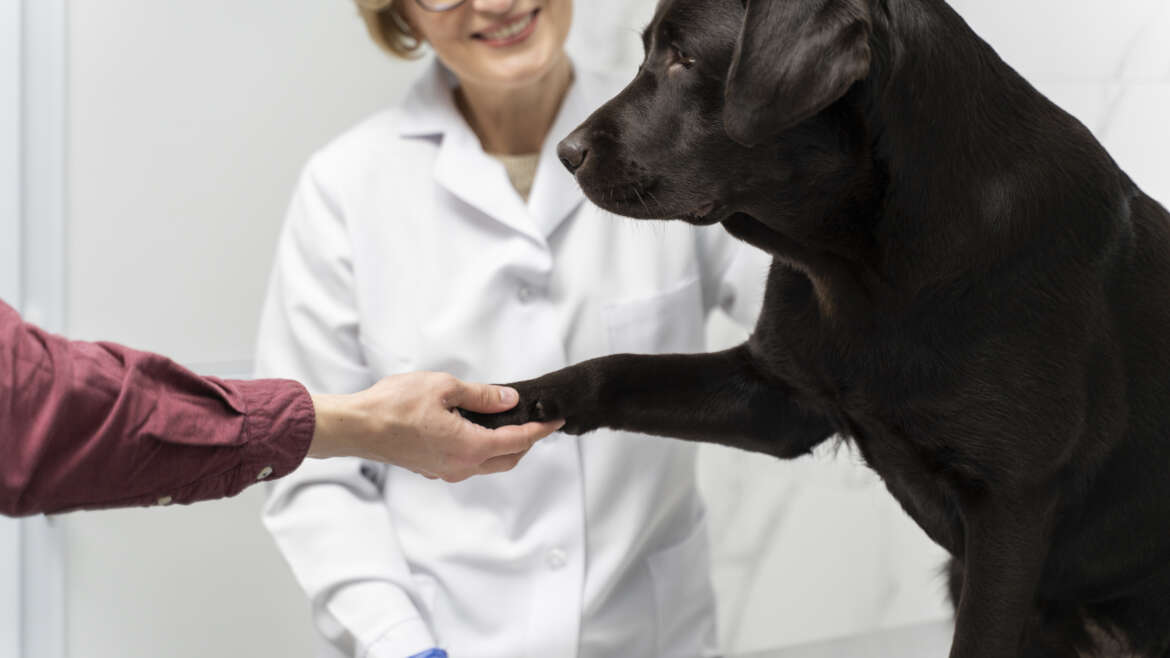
[{"left": 0, "top": 299, "right": 316, "bottom": 517}]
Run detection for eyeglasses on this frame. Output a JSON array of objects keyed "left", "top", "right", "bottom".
[{"left": 414, "top": 0, "right": 469, "bottom": 11}]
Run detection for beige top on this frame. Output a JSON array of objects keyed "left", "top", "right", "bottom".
[{"left": 492, "top": 152, "right": 541, "bottom": 202}]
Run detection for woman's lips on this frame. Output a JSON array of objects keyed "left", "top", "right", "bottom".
[{"left": 474, "top": 10, "right": 540, "bottom": 47}]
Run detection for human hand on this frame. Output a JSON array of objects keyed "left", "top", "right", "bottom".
[{"left": 308, "top": 372, "right": 563, "bottom": 482}]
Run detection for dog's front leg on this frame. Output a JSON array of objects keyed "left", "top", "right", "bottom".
[
  {"left": 461, "top": 344, "right": 833, "bottom": 458},
  {"left": 949, "top": 493, "right": 1055, "bottom": 658}
]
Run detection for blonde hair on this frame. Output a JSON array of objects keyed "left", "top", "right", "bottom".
[{"left": 354, "top": 0, "right": 425, "bottom": 59}]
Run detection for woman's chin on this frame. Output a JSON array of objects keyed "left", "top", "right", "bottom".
[{"left": 471, "top": 44, "right": 566, "bottom": 86}]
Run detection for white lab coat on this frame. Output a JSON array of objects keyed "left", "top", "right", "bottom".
[{"left": 257, "top": 59, "right": 770, "bottom": 658}]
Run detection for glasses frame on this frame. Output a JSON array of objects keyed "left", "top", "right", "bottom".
[{"left": 413, "top": 0, "right": 469, "bottom": 11}]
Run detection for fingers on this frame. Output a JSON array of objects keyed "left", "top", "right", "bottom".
[
  {"left": 449, "top": 379, "right": 521, "bottom": 414},
  {"left": 438, "top": 420, "right": 563, "bottom": 481},
  {"left": 476, "top": 450, "right": 530, "bottom": 476},
  {"left": 478, "top": 419, "right": 565, "bottom": 456}
]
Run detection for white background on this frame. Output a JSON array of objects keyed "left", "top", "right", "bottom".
[
  {"left": 4, "top": 3, "right": 68, "bottom": 657},
  {"left": 3, "top": 1, "right": 1167, "bottom": 657},
  {"left": 0, "top": 0, "right": 18, "bottom": 305},
  {"left": 2, "top": 0, "right": 21, "bottom": 648}
]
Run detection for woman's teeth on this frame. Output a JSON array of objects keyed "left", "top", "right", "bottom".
[{"left": 481, "top": 13, "right": 534, "bottom": 41}]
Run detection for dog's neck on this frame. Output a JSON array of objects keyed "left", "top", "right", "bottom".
[
  {"left": 723, "top": 209, "right": 885, "bottom": 323},
  {"left": 726, "top": 89, "right": 889, "bottom": 323}
]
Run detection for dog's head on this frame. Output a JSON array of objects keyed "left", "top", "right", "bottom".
[{"left": 558, "top": 0, "right": 876, "bottom": 227}]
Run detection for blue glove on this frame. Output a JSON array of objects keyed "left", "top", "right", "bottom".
[{"left": 408, "top": 650, "right": 448, "bottom": 658}]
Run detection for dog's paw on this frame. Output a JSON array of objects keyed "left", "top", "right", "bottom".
[
  {"left": 458, "top": 375, "right": 595, "bottom": 434},
  {"left": 458, "top": 394, "right": 560, "bottom": 429}
]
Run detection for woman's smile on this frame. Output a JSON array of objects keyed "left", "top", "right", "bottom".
[{"left": 473, "top": 9, "right": 540, "bottom": 47}]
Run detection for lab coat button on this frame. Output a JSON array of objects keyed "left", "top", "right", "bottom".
[
  {"left": 157, "top": 496, "right": 173, "bottom": 506},
  {"left": 546, "top": 548, "right": 567, "bottom": 570},
  {"left": 257, "top": 466, "right": 274, "bottom": 480},
  {"left": 517, "top": 286, "right": 533, "bottom": 304}
]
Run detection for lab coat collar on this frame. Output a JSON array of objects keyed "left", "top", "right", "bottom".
[
  {"left": 399, "top": 58, "right": 599, "bottom": 244},
  {"left": 398, "top": 60, "right": 464, "bottom": 139}
]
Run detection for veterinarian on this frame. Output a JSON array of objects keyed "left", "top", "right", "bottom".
[
  {"left": 0, "top": 297, "right": 560, "bottom": 517},
  {"left": 257, "top": 0, "right": 770, "bottom": 657}
]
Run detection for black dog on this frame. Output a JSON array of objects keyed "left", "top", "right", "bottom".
[{"left": 464, "top": 0, "right": 1170, "bottom": 655}]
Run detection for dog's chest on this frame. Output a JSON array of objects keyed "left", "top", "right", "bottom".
[
  {"left": 804, "top": 363, "right": 967, "bottom": 552},
  {"left": 821, "top": 375, "right": 969, "bottom": 554},
  {"left": 751, "top": 277, "right": 969, "bottom": 552},
  {"left": 850, "top": 423, "right": 966, "bottom": 554}
]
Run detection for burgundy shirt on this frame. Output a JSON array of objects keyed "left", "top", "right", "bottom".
[{"left": 0, "top": 299, "right": 315, "bottom": 517}]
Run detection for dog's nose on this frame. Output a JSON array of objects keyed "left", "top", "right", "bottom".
[{"left": 557, "top": 134, "right": 589, "bottom": 174}]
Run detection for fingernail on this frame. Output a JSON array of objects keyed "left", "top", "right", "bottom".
[{"left": 500, "top": 387, "right": 519, "bottom": 405}]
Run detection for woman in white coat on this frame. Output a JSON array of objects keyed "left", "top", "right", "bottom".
[{"left": 257, "top": 0, "right": 768, "bottom": 656}]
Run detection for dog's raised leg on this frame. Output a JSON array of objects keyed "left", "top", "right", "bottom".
[
  {"left": 950, "top": 492, "right": 1055, "bottom": 658},
  {"left": 460, "top": 344, "right": 834, "bottom": 458}
]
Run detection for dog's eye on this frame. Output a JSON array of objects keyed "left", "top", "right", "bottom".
[{"left": 670, "top": 44, "right": 696, "bottom": 71}]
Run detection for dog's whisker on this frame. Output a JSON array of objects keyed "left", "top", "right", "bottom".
[
  {"left": 645, "top": 189, "right": 662, "bottom": 212},
  {"left": 632, "top": 185, "right": 650, "bottom": 216}
]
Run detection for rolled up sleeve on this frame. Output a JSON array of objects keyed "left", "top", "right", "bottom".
[{"left": 0, "top": 299, "right": 315, "bottom": 517}]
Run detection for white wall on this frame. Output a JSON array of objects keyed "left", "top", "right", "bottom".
[
  {"left": 6, "top": 4, "right": 69, "bottom": 658},
  {"left": 1, "top": 0, "right": 19, "bottom": 305},
  {"left": 54, "top": 1, "right": 1169, "bottom": 658},
  {"left": 65, "top": 489, "right": 316, "bottom": 658},
  {"left": 0, "top": 6, "right": 20, "bottom": 651},
  {"left": 65, "top": 0, "right": 419, "bottom": 372},
  {"left": 62, "top": 2, "right": 412, "bottom": 657}
]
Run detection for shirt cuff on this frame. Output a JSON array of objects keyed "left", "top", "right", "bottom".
[
  {"left": 361, "top": 618, "right": 438, "bottom": 658},
  {"left": 231, "top": 377, "right": 316, "bottom": 483}
]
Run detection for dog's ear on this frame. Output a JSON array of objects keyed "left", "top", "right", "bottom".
[{"left": 724, "top": 0, "right": 872, "bottom": 147}]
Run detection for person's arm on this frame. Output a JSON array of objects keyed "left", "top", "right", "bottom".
[
  {"left": 0, "top": 297, "right": 553, "bottom": 518},
  {"left": 258, "top": 158, "right": 448, "bottom": 657},
  {"left": 0, "top": 298, "right": 312, "bottom": 517}
]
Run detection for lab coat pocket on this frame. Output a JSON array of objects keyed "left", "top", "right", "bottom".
[
  {"left": 603, "top": 276, "right": 706, "bottom": 355},
  {"left": 647, "top": 517, "right": 719, "bottom": 658}
]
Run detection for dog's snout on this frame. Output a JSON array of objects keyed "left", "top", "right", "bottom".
[{"left": 557, "top": 134, "right": 589, "bottom": 174}]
